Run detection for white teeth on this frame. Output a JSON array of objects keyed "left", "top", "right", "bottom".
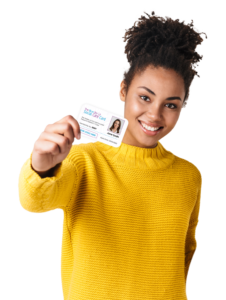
[{"left": 140, "top": 122, "right": 161, "bottom": 131}]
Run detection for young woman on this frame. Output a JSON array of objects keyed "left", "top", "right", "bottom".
[
  {"left": 18, "top": 11, "right": 207, "bottom": 300},
  {"left": 109, "top": 119, "right": 121, "bottom": 134}
]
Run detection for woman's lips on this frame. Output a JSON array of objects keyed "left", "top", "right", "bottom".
[
  {"left": 138, "top": 120, "right": 163, "bottom": 136},
  {"left": 138, "top": 120, "right": 163, "bottom": 127}
]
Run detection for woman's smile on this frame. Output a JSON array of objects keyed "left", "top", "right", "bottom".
[{"left": 138, "top": 120, "right": 164, "bottom": 136}]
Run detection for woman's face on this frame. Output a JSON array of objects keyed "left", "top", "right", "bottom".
[
  {"left": 120, "top": 65, "right": 185, "bottom": 148},
  {"left": 114, "top": 121, "right": 120, "bottom": 129}
]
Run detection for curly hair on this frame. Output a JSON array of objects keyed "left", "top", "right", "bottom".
[{"left": 122, "top": 11, "right": 207, "bottom": 107}]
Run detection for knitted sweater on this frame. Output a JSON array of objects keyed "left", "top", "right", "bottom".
[{"left": 18, "top": 140, "right": 202, "bottom": 300}]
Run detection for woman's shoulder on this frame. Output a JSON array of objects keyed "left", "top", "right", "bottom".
[{"left": 174, "top": 155, "right": 202, "bottom": 177}]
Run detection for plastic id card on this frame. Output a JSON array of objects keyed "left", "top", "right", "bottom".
[{"left": 77, "top": 103, "right": 128, "bottom": 147}]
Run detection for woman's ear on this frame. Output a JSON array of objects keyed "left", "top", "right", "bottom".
[{"left": 119, "top": 80, "right": 126, "bottom": 102}]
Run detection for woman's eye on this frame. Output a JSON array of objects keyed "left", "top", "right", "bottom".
[
  {"left": 140, "top": 96, "right": 177, "bottom": 109},
  {"left": 140, "top": 96, "right": 150, "bottom": 102},
  {"left": 166, "top": 103, "right": 177, "bottom": 109}
]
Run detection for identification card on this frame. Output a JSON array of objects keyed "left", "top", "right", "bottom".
[{"left": 77, "top": 103, "right": 128, "bottom": 147}]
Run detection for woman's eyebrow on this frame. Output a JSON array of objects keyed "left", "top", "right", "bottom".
[{"left": 138, "top": 86, "right": 181, "bottom": 101}]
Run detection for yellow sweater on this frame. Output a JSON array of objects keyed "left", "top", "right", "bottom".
[{"left": 18, "top": 140, "right": 202, "bottom": 300}]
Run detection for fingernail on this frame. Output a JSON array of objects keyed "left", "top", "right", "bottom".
[{"left": 78, "top": 132, "right": 81, "bottom": 139}]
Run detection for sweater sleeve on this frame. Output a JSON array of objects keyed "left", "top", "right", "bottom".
[
  {"left": 184, "top": 176, "right": 202, "bottom": 283},
  {"left": 18, "top": 149, "right": 78, "bottom": 213}
]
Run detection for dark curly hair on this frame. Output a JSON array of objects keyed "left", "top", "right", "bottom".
[{"left": 122, "top": 11, "right": 207, "bottom": 107}]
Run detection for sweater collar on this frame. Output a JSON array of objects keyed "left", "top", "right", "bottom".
[{"left": 94, "top": 140, "right": 175, "bottom": 170}]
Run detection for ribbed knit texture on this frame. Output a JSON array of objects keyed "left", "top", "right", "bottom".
[{"left": 18, "top": 140, "right": 202, "bottom": 300}]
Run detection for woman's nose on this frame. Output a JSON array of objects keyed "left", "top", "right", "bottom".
[{"left": 146, "top": 104, "right": 162, "bottom": 121}]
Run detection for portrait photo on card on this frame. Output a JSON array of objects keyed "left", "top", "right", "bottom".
[{"left": 107, "top": 116, "right": 125, "bottom": 136}]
